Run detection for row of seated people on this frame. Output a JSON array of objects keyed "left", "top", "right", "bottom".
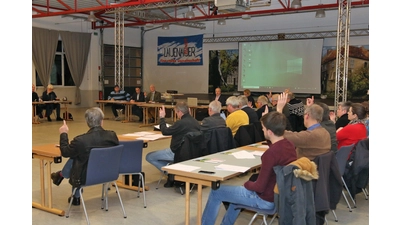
[
  {"left": 32, "top": 83, "right": 63, "bottom": 122},
  {"left": 145, "top": 90, "right": 368, "bottom": 224}
]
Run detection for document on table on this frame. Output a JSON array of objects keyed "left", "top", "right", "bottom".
[
  {"left": 232, "top": 150, "right": 256, "bottom": 159},
  {"left": 136, "top": 133, "right": 168, "bottom": 141},
  {"left": 164, "top": 164, "right": 200, "bottom": 172},
  {"left": 121, "top": 131, "right": 155, "bottom": 136},
  {"left": 194, "top": 158, "right": 225, "bottom": 164},
  {"left": 154, "top": 124, "right": 171, "bottom": 130},
  {"left": 214, "top": 164, "right": 250, "bottom": 173}
]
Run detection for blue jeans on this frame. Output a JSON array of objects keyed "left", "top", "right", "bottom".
[
  {"left": 201, "top": 185, "right": 274, "bottom": 225},
  {"left": 145, "top": 148, "right": 174, "bottom": 172},
  {"left": 61, "top": 159, "right": 81, "bottom": 198}
]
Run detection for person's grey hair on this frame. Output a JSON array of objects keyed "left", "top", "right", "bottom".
[
  {"left": 304, "top": 104, "right": 323, "bottom": 122},
  {"left": 208, "top": 100, "right": 222, "bottom": 114},
  {"left": 175, "top": 101, "right": 189, "bottom": 114},
  {"left": 257, "top": 95, "right": 269, "bottom": 105},
  {"left": 314, "top": 102, "right": 330, "bottom": 121},
  {"left": 226, "top": 96, "right": 240, "bottom": 108},
  {"left": 85, "top": 107, "right": 104, "bottom": 128},
  {"left": 338, "top": 101, "right": 352, "bottom": 112},
  {"left": 238, "top": 95, "right": 248, "bottom": 107}
]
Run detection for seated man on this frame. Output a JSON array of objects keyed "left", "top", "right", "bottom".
[
  {"left": 200, "top": 100, "right": 226, "bottom": 131},
  {"left": 50, "top": 107, "right": 119, "bottom": 205},
  {"left": 144, "top": 84, "right": 162, "bottom": 123},
  {"left": 32, "top": 84, "right": 43, "bottom": 118},
  {"left": 201, "top": 111, "right": 297, "bottom": 225},
  {"left": 145, "top": 102, "right": 200, "bottom": 187},
  {"left": 41, "top": 84, "right": 63, "bottom": 122},
  {"left": 225, "top": 96, "right": 249, "bottom": 136},
  {"left": 108, "top": 85, "right": 131, "bottom": 121},
  {"left": 238, "top": 95, "right": 259, "bottom": 124},
  {"left": 277, "top": 93, "right": 331, "bottom": 160},
  {"left": 130, "top": 87, "right": 145, "bottom": 122}
]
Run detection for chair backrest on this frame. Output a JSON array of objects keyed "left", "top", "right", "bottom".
[
  {"left": 234, "top": 124, "right": 263, "bottom": 147},
  {"left": 253, "top": 121, "right": 266, "bottom": 141},
  {"left": 204, "top": 127, "right": 235, "bottom": 155},
  {"left": 84, "top": 145, "right": 124, "bottom": 186},
  {"left": 118, "top": 140, "right": 144, "bottom": 174},
  {"left": 335, "top": 144, "right": 355, "bottom": 176},
  {"left": 174, "top": 131, "right": 205, "bottom": 163}
]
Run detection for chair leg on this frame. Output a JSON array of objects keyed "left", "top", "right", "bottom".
[
  {"left": 342, "top": 177, "right": 356, "bottom": 208},
  {"left": 156, "top": 170, "right": 167, "bottom": 189},
  {"left": 341, "top": 190, "right": 352, "bottom": 212},
  {"left": 269, "top": 213, "right": 278, "bottom": 225},
  {"left": 139, "top": 173, "right": 147, "bottom": 208},
  {"left": 113, "top": 181, "right": 127, "bottom": 218},
  {"left": 331, "top": 209, "right": 338, "bottom": 222},
  {"left": 79, "top": 188, "right": 90, "bottom": 225},
  {"left": 362, "top": 188, "right": 368, "bottom": 200},
  {"left": 65, "top": 187, "right": 78, "bottom": 218},
  {"left": 248, "top": 212, "right": 259, "bottom": 225}
]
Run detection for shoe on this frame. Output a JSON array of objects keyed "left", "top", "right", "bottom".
[
  {"left": 148, "top": 118, "right": 155, "bottom": 123},
  {"left": 115, "top": 116, "right": 121, "bottom": 121},
  {"left": 38, "top": 114, "right": 43, "bottom": 119},
  {"left": 51, "top": 171, "right": 64, "bottom": 186},
  {"left": 56, "top": 117, "right": 63, "bottom": 121},
  {"left": 68, "top": 196, "right": 81, "bottom": 206},
  {"left": 47, "top": 117, "right": 52, "bottom": 122},
  {"left": 164, "top": 174, "right": 174, "bottom": 188}
]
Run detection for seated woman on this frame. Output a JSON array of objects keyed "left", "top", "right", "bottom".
[{"left": 336, "top": 103, "right": 368, "bottom": 150}]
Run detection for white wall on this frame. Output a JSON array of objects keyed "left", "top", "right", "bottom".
[{"left": 32, "top": 6, "right": 368, "bottom": 104}]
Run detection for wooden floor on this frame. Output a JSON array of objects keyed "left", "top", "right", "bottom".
[{"left": 31, "top": 106, "right": 370, "bottom": 225}]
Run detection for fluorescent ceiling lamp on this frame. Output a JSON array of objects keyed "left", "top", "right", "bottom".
[
  {"left": 186, "top": 6, "right": 195, "bottom": 19},
  {"left": 217, "top": 18, "right": 226, "bottom": 25},
  {"left": 162, "top": 23, "right": 170, "bottom": 30},
  {"left": 241, "top": 14, "right": 251, "bottom": 20},
  {"left": 315, "top": 9, "right": 326, "bottom": 18},
  {"left": 87, "top": 11, "right": 97, "bottom": 22},
  {"left": 145, "top": 23, "right": 154, "bottom": 28},
  {"left": 291, "top": 0, "right": 302, "bottom": 9}
]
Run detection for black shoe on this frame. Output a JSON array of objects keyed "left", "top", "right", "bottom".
[
  {"left": 51, "top": 171, "right": 64, "bottom": 186},
  {"left": 149, "top": 118, "right": 155, "bottom": 123},
  {"left": 164, "top": 174, "right": 174, "bottom": 188},
  {"left": 68, "top": 196, "right": 81, "bottom": 206},
  {"left": 38, "top": 114, "right": 43, "bottom": 119},
  {"left": 56, "top": 117, "right": 63, "bottom": 121},
  {"left": 47, "top": 117, "right": 52, "bottom": 122}
]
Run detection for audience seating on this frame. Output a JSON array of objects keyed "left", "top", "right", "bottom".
[
  {"left": 203, "top": 127, "right": 236, "bottom": 155},
  {"left": 118, "top": 140, "right": 147, "bottom": 208},
  {"left": 234, "top": 124, "right": 264, "bottom": 147},
  {"left": 233, "top": 203, "right": 277, "bottom": 225},
  {"left": 66, "top": 145, "right": 126, "bottom": 224}
]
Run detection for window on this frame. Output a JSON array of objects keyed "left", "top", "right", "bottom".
[{"left": 35, "top": 40, "right": 75, "bottom": 86}]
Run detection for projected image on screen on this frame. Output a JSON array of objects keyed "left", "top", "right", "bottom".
[{"left": 238, "top": 39, "right": 323, "bottom": 94}]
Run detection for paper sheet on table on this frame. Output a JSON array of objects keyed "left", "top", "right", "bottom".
[
  {"left": 154, "top": 124, "right": 171, "bottom": 130},
  {"left": 121, "top": 131, "right": 155, "bottom": 136},
  {"left": 214, "top": 164, "right": 250, "bottom": 173},
  {"left": 251, "top": 151, "right": 264, "bottom": 156},
  {"left": 232, "top": 150, "right": 255, "bottom": 159},
  {"left": 164, "top": 164, "right": 200, "bottom": 172},
  {"left": 136, "top": 134, "right": 168, "bottom": 141}
]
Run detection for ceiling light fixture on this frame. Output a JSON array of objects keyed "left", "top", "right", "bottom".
[
  {"left": 186, "top": 6, "right": 195, "bottom": 19},
  {"left": 145, "top": 23, "right": 154, "bottom": 28},
  {"left": 315, "top": 9, "right": 326, "bottom": 18},
  {"left": 217, "top": 18, "right": 226, "bottom": 25},
  {"left": 87, "top": 11, "right": 97, "bottom": 22},
  {"left": 162, "top": 23, "right": 170, "bottom": 30},
  {"left": 241, "top": 14, "right": 251, "bottom": 20},
  {"left": 291, "top": 0, "right": 302, "bottom": 9}
]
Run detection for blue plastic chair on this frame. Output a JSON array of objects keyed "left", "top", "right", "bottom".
[
  {"left": 119, "top": 140, "right": 147, "bottom": 208},
  {"left": 233, "top": 204, "right": 277, "bottom": 225},
  {"left": 65, "top": 145, "right": 126, "bottom": 225}
]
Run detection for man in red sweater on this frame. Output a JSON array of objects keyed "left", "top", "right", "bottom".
[{"left": 201, "top": 111, "right": 297, "bottom": 225}]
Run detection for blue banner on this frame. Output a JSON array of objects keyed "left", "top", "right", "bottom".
[{"left": 157, "top": 34, "right": 203, "bottom": 66}]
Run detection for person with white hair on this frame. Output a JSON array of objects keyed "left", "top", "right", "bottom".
[{"left": 41, "top": 84, "right": 63, "bottom": 121}]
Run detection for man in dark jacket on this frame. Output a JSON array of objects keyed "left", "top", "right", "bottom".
[
  {"left": 238, "top": 95, "right": 259, "bottom": 124},
  {"left": 145, "top": 102, "right": 200, "bottom": 187},
  {"left": 130, "top": 87, "right": 145, "bottom": 122},
  {"left": 50, "top": 107, "right": 119, "bottom": 206},
  {"left": 200, "top": 100, "right": 226, "bottom": 131}
]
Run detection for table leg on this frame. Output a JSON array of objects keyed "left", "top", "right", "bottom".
[
  {"left": 185, "top": 181, "right": 190, "bottom": 225},
  {"left": 32, "top": 157, "right": 65, "bottom": 216},
  {"left": 197, "top": 184, "right": 203, "bottom": 225},
  {"left": 122, "top": 104, "right": 131, "bottom": 123},
  {"left": 32, "top": 104, "right": 40, "bottom": 124}
]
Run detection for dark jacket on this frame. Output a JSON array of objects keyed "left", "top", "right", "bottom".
[
  {"left": 274, "top": 158, "right": 318, "bottom": 225},
  {"left": 200, "top": 113, "right": 226, "bottom": 131},
  {"left": 174, "top": 131, "right": 205, "bottom": 163},
  {"left": 312, "top": 151, "right": 343, "bottom": 212},
  {"left": 214, "top": 95, "right": 227, "bottom": 106},
  {"left": 42, "top": 90, "right": 57, "bottom": 101},
  {"left": 159, "top": 113, "right": 201, "bottom": 153},
  {"left": 131, "top": 92, "right": 145, "bottom": 102},
  {"left": 335, "top": 114, "right": 350, "bottom": 129},
  {"left": 343, "top": 138, "right": 369, "bottom": 198},
  {"left": 32, "top": 92, "right": 40, "bottom": 102},
  {"left": 59, "top": 127, "right": 119, "bottom": 187},
  {"left": 241, "top": 106, "right": 259, "bottom": 124},
  {"left": 234, "top": 123, "right": 263, "bottom": 147},
  {"left": 203, "top": 127, "right": 235, "bottom": 155},
  {"left": 320, "top": 120, "right": 338, "bottom": 153}
]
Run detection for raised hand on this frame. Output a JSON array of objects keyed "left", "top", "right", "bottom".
[
  {"left": 159, "top": 105, "right": 166, "bottom": 118},
  {"left": 59, "top": 120, "right": 69, "bottom": 134},
  {"left": 262, "top": 105, "right": 269, "bottom": 116},
  {"left": 276, "top": 92, "right": 288, "bottom": 113},
  {"left": 306, "top": 96, "right": 314, "bottom": 106}
]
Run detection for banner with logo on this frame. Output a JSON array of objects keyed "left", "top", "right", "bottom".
[{"left": 157, "top": 34, "right": 203, "bottom": 66}]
